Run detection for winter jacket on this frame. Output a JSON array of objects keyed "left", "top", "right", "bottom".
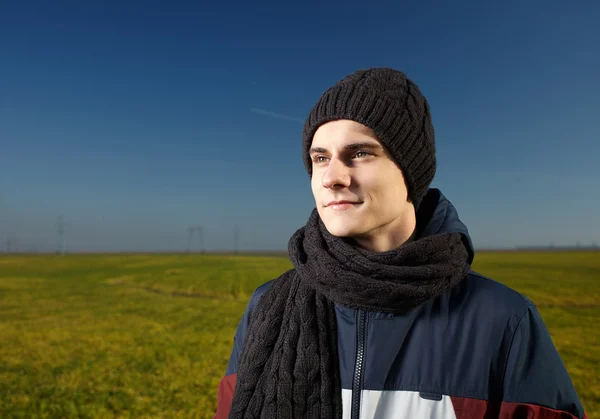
[{"left": 213, "top": 190, "right": 587, "bottom": 419}]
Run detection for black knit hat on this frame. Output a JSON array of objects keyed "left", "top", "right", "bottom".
[{"left": 302, "top": 67, "right": 436, "bottom": 211}]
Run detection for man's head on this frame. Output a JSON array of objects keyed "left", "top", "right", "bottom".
[{"left": 303, "top": 68, "right": 436, "bottom": 250}]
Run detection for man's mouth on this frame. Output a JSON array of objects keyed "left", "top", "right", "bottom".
[{"left": 326, "top": 200, "right": 362, "bottom": 210}]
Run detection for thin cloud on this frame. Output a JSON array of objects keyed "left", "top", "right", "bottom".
[{"left": 250, "top": 108, "right": 304, "bottom": 124}]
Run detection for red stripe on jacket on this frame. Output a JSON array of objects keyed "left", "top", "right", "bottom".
[
  {"left": 451, "top": 396, "right": 587, "bottom": 419},
  {"left": 213, "top": 373, "right": 237, "bottom": 419}
]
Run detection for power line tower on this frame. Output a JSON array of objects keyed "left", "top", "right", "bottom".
[
  {"left": 187, "top": 226, "right": 204, "bottom": 254},
  {"left": 57, "top": 215, "right": 68, "bottom": 255},
  {"left": 187, "top": 227, "right": 195, "bottom": 253}
]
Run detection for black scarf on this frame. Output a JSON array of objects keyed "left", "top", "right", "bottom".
[{"left": 228, "top": 208, "right": 471, "bottom": 418}]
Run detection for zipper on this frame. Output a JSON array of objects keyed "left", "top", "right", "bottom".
[{"left": 351, "top": 310, "right": 367, "bottom": 419}]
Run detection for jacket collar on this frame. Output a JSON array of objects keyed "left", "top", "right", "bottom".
[{"left": 415, "top": 188, "right": 475, "bottom": 264}]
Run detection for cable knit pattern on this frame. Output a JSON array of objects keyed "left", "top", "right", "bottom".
[{"left": 228, "top": 209, "right": 470, "bottom": 418}]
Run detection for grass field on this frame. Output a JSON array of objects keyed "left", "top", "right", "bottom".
[{"left": 0, "top": 251, "right": 598, "bottom": 418}]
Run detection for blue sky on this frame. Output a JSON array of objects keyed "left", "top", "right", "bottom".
[{"left": 1, "top": 0, "right": 599, "bottom": 252}]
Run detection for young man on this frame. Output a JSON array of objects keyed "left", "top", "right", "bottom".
[{"left": 214, "top": 68, "right": 587, "bottom": 419}]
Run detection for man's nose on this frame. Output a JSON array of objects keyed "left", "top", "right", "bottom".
[{"left": 321, "top": 157, "right": 351, "bottom": 189}]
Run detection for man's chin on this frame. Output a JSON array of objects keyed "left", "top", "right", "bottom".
[{"left": 321, "top": 219, "right": 363, "bottom": 238}]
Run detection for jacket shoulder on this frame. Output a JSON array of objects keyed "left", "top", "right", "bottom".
[
  {"left": 223, "top": 276, "right": 279, "bottom": 376},
  {"left": 464, "top": 270, "right": 533, "bottom": 316},
  {"left": 248, "top": 278, "right": 275, "bottom": 306}
]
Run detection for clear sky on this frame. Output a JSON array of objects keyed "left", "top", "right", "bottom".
[{"left": 1, "top": 0, "right": 599, "bottom": 253}]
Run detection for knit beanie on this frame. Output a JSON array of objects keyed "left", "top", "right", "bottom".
[{"left": 302, "top": 67, "right": 436, "bottom": 211}]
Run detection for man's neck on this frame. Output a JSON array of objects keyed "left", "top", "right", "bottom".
[{"left": 352, "top": 216, "right": 417, "bottom": 252}]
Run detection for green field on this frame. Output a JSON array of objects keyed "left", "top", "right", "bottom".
[{"left": 0, "top": 252, "right": 598, "bottom": 418}]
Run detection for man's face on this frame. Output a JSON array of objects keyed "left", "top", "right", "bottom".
[{"left": 309, "top": 119, "right": 415, "bottom": 246}]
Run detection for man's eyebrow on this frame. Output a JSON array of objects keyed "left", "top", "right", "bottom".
[
  {"left": 344, "top": 142, "right": 383, "bottom": 151},
  {"left": 309, "top": 147, "right": 327, "bottom": 154},
  {"left": 309, "top": 142, "right": 383, "bottom": 154}
]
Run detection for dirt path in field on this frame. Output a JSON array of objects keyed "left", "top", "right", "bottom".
[
  {"left": 105, "top": 275, "right": 239, "bottom": 300},
  {"left": 138, "top": 286, "right": 216, "bottom": 299}
]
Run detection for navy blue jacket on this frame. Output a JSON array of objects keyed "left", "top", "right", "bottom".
[{"left": 214, "top": 190, "right": 587, "bottom": 419}]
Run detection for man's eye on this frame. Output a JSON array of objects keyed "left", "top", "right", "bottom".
[
  {"left": 314, "top": 156, "right": 328, "bottom": 163},
  {"left": 354, "top": 151, "right": 371, "bottom": 158}
]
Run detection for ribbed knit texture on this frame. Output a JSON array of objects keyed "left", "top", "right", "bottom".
[
  {"left": 228, "top": 209, "right": 471, "bottom": 418},
  {"left": 302, "top": 68, "right": 436, "bottom": 211}
]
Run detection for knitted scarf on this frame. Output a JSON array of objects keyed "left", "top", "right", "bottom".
[{"left": 228, "top": 208, "right": 471, "bottom": 418}]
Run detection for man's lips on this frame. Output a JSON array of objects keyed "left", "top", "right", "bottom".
[{"left": 326, "top": 200, "right": 362, "bottom": 210}]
